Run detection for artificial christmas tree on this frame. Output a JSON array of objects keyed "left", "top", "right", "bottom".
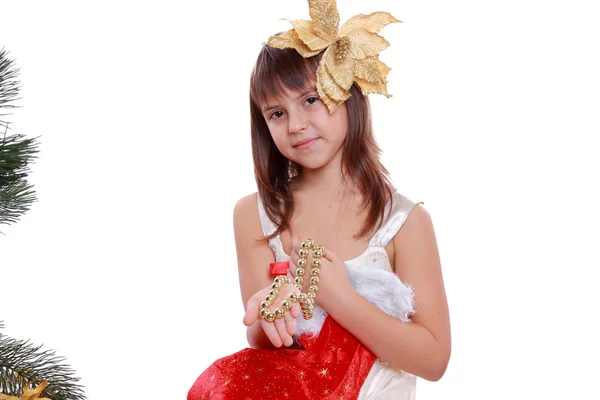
[{"left": 0, "top": 48, "right": 86, "bottom": 400}]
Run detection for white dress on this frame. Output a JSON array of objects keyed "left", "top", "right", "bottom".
[{"left": 257, "top": 191, "right": 423, "bottom": 399}]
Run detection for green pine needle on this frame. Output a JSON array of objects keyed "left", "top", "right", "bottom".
[
  {"left": 0, "top": 46, "right": 21, "bottom": 118},
  {"left": 0, "top": 333, "right": 86, "bottom": 399},
  {"left": 0, "top": 134, "right": 39, "bottom": 230},
  {"left": 0, "top": 47, "right": 39, "bottom": 232}
]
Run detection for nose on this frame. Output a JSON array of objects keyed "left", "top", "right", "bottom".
[{"left": 287, "top": 110, "right": 307, "bottom": 134}]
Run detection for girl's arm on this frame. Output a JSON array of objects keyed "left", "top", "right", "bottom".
[
  {"left": 234, "top": 193, "right": 298, "bottom": 349},
  {"left": 324, "top": 204, "right": 451, "bottom": 381}
]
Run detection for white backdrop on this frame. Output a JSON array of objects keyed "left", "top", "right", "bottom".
[{"left": 1, "top": 1, "right": 599, "bottom": 399}]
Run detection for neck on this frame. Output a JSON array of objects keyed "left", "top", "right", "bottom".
[{"left": 294, "top": 152, "right": 356, "bottom": 199}]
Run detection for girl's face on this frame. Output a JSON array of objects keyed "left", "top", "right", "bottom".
[{"left": 260, "top": 82, "right": 348, "bottom": 171}]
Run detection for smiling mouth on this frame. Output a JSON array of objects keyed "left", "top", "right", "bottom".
[{"left": 294, "top": 138, "right": 319, "bottom": 149}]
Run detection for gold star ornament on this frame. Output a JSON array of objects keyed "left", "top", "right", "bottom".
[
  {"left": 0, "top": 380, "right": 51, "bottom": 400},
  {"left": 266, "top": 0, "right": 400, "bottom": 113}
]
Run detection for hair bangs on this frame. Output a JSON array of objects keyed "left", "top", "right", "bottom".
[{"left": 250, "top": 45, "right": 322, "bottom": 108}]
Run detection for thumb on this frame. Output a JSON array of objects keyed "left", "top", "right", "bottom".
[
  {"left": 320, "top": 245, "right": 337, "bottom": 264},
  {"left": 292, "top": 235, "right": 302, "bottom": 253},
  {"left": 243, "top": 296, "right": 259, "bottom": 327}
]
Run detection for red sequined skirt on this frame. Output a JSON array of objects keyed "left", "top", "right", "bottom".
[{"left": 187, "top": 316, "right": 376, "bottom": 399}]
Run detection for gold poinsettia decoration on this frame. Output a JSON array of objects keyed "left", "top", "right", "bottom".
[
  {"left": 266, "top": 0, "right": 400, "bottom": 113},
  {"left": 0, "top": 380, "right": 51, "bottom": 400}
]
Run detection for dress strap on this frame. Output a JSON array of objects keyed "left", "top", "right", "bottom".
[{"left": 369, "top": 192, "right": 423, "bottom": 248}]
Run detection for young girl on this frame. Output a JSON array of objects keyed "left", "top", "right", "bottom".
[{"left": 188, "top": 1, "right": 450, "bottom": 398}]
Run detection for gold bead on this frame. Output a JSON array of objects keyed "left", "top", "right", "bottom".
[
  {"left": 313, "top": 249, "right": 323, "bottom": 257},
  {"left": 282, "top": 300, "right": 291, "bottom": 310},
  {"left": 309, "top": 285, "right": 318, "bottom": 293},
  {"left": 315, "top": 245, "right": 325, "bottom": 255},
  {"left": 298, "top": 293, "right": 307, "bottom": 303},
  {"left": 295, "top": 276, "right": 304, "bottom": 285},
  {"left": 274, "top": 308, "right": 284, "bottom": 318},
  {"left": 290, "top": 292, "right": 299, "bottom": 301},
  {"left": 269, "top": 289, "right": 278, "bottom": 297},
  {"left": 299, "top": 248, "right": 308, "bottom": 257},
  {"left": 298, "top": 258, "right": 307, "bottom": 268},
  {"left": 295, "top": 284, "right": 303, "bottom": 292},
  {"left": 306, "top": 239, "right": 315, "bottom": 248},
  {"left": 310, "top": 276, "right": 319, "bottom": 285},
  {"left": 266, "top": 312, "right": 275, "bottom": 322},
  {"left": 307, "top": 292, "right": 316, "bottom": 300},
  {"left": 296, "top": 267, "right": 305, "bottom": 276},
  {"left": 301, "top": 240, "right": 310, "bottom": 249},
  {"left": 261, "top": 300, "right": 271, "bottom": 309},
  {"left": 311, "top": 268, "right": 320, "bottom": 276},
  {"left": 312, "top": 259, "right": 321, "bottom": 267},
  {"left": 274, "top": 276, "right": 284, "bottom": 284},
  {"left": 260, "top": 309, "right": 269, "bottom": 318},
  {"left": 266, "top": 295, "right": 275, "bottom": 302},
  {"left": 272, "top": 282, "right": 281, "bottom": 290}
]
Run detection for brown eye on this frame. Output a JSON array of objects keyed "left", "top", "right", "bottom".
[
  {"left": 270, "top": 111, "right": 284, "bottom": 119},
  {"left": 305, "top": 97, "right": 319, "bottom": 105}
]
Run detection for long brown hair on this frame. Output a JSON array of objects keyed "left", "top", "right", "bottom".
[{"left": 249, "top": 45, "right": 395, "bottom": 240}]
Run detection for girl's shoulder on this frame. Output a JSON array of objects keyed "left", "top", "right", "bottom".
[
  {"left": 233, "top": 191, "right": 278, "bottom": 239},
  {"left": 233, "top": 192, "right": 262, "bottom": 235},
  {"left": 233, "top": 192, "right": 258, "bottom": 218},
  {"left": 387, "top": 191, "right": 433, "bottom": 255}
]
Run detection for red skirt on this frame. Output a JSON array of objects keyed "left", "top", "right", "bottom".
[{"left": 187, "top": 316, "right": 376, "bottom": 399}]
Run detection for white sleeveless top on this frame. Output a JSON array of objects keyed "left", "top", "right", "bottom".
[{"left": 257, "top": 191, "right": 423, "bottom": 399}]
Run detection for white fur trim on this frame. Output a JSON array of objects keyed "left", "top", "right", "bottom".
[{"left": 295, "top": 264, "right": 415, "bottom": 337}]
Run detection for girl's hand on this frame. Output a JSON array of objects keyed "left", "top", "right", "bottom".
[
  {"left": 243, "top": 282, "right": 301, "bottom": 347},
  {"left": 290, "top": 236, "right": 352, "bottom": 311}
]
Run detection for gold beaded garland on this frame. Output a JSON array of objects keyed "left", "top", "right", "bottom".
[{"left": 259, "top": 239, "right": 325, "bottom": 321}]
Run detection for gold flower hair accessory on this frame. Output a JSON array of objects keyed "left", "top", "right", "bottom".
[{"left": 266, "top": 0, "right": 400, "bottom": 113}]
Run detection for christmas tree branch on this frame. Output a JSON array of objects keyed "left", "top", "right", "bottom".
[
  {"left": 0, "top": 333, "right": 86, "bottom": 399},
  {"left": 0, "top": 47, "right": 39, "bottom": 231},
  {"left": 0, "top": 133, "right": 39, "bottom": 229},
  {"left": 0, "top": 47, "right": 21, "bottom": 120},
  {"left": 0, "top": 46, "right": 85, "bottom": 400}
]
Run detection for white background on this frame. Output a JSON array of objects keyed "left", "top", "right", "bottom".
[{"left": 1, "top": 1, "right": 599, "bottom": 399}]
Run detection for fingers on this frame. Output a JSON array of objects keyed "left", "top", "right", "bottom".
[
  {"left": 284, "top": 307, "right": 297, "bottom": 337},
  {"left": 253, "top": 282, "right": 300, "bottom": 347},
  {"left": 275, "top": 315, "right": 294, "bottom": 347},
  {"left": 281, "top": 283, "right": 301, "bottom": 319},
  {"left": 292, "top": 237, "right": 334, "bottom": 264},
  {"left": 290, "top": 235, "right": 301, "bottom": 271},
  {"left": 320, "top": 246, "right": 336, "bottom": 265},
  {"left": 259, "top": 306, "right": 296, "bottom": 348},
  {"left": 291, "top": 235, "right": 300, "bottom": 252},
  {"left": 290, "top": 254, "right": 299, "bottom": 274},
  {"left": 290, "top": 300, "right": 301, "bottom": 319},
  {"left": 243, "top": 296, "right": 259, "bottom": 327},
  {"left": 261, "top": 319, "right": 283, "bottom": 348}
]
